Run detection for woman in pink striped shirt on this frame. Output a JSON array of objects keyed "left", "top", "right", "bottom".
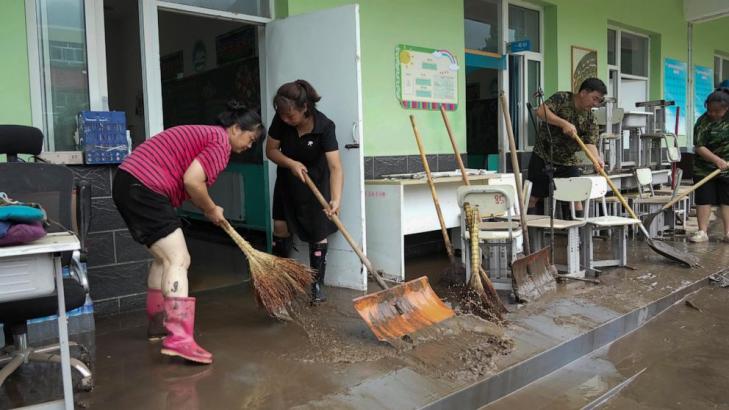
[{"left": 112, "top": 101, "right": 263, "bottom": 364}]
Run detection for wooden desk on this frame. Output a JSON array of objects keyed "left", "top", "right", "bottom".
[
  {"left": 365, "top": 175, "right": 494, "bottom": 281},
  {"left": 0, "top": 233, "right": 80, "bottom": 410}
]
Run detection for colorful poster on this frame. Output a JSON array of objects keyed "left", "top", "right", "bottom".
[
  {"left": 395, "top": 44, "right": 459, "bottom": 110},
  {"left": 663, "top": 58, "right": 687, "bottom": 135},
  {"left": 694, "top": 65, "right": 714, "bottom": 118}
]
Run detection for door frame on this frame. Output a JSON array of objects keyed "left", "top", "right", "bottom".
[
  {"left": 138, "top": 0, "right": 274, "bottom": 137},
  {"left": 496, "top": 0, "right": 545, "bottom": 171},
  {"left": 137, "top": 0, "right": 276, "bottom": 249}
]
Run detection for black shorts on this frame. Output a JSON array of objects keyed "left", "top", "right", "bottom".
[
  {"left": 527, "top": 153, "right": 582, "bottom": 198},
  {"left": 112, "top": 169, "right": 181, "bottom": 247},
  {"left": 694, "top": 176, "right": 729, "bottom": 206}
]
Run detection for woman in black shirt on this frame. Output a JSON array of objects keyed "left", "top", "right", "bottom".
[{"left": 265, "top": 80, "right": 343, "bottom": 303}]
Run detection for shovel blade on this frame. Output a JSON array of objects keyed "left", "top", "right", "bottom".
[
  {"left": 511, "top": 247, "right": 557, "bottom": 303},
  {"left": 647, "top": 238, "right": 700, "bottom": 267},
  {"left": 353, "top": 276, "right": 455, "bottom": 342}
]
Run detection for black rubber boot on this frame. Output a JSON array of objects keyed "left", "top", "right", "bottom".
[
  {"left": 309, "top": 242, "right": 328, "bottom": 303},
  {"left": 272, "top": 235, "right": 292, "bottom": 258}
]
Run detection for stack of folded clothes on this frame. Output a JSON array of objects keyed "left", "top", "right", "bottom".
[{"left": 0, "top": 192, "right": 47, "bottom": 246}]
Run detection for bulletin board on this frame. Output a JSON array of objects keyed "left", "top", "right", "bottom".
[
  {"left": 395, "top": 44, "right": 459, "bottom": 110},
  {"left": 663, "top": 58, "right": 687, "bottom": 135}
]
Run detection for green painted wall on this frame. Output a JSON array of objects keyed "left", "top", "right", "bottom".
[
  {"left": 283, "top": 0, "right": 729, "bottom": 156},
  {"left": 530, "top": 0, "right": 688, "bottom": 99},
  {"left": 693, "top": 16, "right": 729, "bottom": 70},
  {"left": 0, "top": 1, "right": 31, "bottom": 125},
  {"left": 286, "top": 0, "right": 467, "bottom": 156}
]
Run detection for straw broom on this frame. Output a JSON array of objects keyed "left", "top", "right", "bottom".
[
  {"left": 465, "top": 204, "right": 505, "bottom": 321},
  {"left": 221, "top": 220, "right": 314, "bottom": 316}
]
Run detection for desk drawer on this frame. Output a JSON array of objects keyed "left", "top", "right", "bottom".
[{"left": 0, "top": 253, "right": 55, "bottom": 302}]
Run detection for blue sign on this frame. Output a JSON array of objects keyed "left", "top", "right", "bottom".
[
  {"left": 694, "top": 65, "right": 714, "bottom": 118},
  {"left": 663, "top": 58, "right": 687, "bottom": 135},
  {"left": 507, "top": 40, "right": 531, "bottom": 53}
]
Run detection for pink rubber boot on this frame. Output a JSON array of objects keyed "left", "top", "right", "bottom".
[
  {"left": 160, "top": 297, "right": 213, "bottom": 364},
  {"left": 147, "top": 288, "right": 166, "bottom": 341}
]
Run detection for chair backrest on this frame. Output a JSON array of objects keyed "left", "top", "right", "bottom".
[
  {"left": 634, "top": 168, "right": 654, "bottom": 197},
  {"left": 553, "top": 177, "right": 594, "bottom": 202},
  {"left": 458, "top": 184, "right": 515, "bottom": 219},
  {"left": 0, "top": 163, "right": 75, "bottom": 233},
  {"left": 663, "top": 134, "right": 681, "bottom": 162},
  {"left": 0, "top": 125, "right": 43, "bottom": 162},
  {"left": 594, "top": 106, "right": 625, "bottom": 126},
  {"left": 489, "top": 173, "right": 529, "bottom": 215},
  {"left": 553, "top": 177, "right": 598, "bottom": 220}
]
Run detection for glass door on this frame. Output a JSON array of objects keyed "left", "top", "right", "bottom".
[{"left": 508, "top": 54, "right": 541, "bottom": 151}]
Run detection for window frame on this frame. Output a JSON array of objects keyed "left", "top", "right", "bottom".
[
  {"left": 464, "top": 0, "right": 502, "bottom": 57},
  {"left": 715, "top": 54, "right": 729, "bottom": 87},
  {"left": 607, "top": 26, "right": 651, "bottom": 111}
]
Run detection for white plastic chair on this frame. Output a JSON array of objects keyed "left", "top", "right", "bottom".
[
  {"left": 489, "top": 174, "right": 543, "bottom": 222},
  {"left": 523, "top": 177, "right": 590, "bottom": 277},
  {"left": 458, "top": 185, "right": 523, "bottom": 290},
  {"left": 632, "top": 168, "right": 688, "bottom": 236},
  {"left": 560, "top": 176, "right": 640, "bottom": 273}
]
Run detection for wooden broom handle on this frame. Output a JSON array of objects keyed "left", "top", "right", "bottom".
[
  {"left": 302, "top": 174, "right": 388, "bottom": 290},
  {"left": 440, "top": 105, "right": 469, "bottom": 185},
  {"left": 570, "top": 132, "right": 639, "bottom": 220},
  {"left": 221, "top": 219, "right": 255, "bottom": 254},
  {"left": 498, "top": 93, "right": 531, "bottom": 254},
  {"left": 410, "top": 115, "right": 456, "bottom": 259},
  {"left": 661, "top": 168, "right": 722, "bottom": 210}
]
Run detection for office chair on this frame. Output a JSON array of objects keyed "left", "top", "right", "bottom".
[{"left": 0, "top": 125, "right": 93, "bottom": 391}]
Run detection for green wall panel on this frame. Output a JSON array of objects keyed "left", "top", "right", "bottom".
[
  {"left": 286, "top": 0, "right": 467, "bottom": 156},
  {"left": 0, "top": 1, "right": 31, "bottom": 125},
  {"left": 693, "top": 17, "right": 729, "bottom": 70}
]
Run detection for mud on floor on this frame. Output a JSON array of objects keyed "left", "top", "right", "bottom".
[{"left": 286, "top": 289, "right": 513, "bottom": 384}]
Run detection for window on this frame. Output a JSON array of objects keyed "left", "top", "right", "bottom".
[
  {"left": 607, "top": 29, "right": 616, "bottom": 66},
  {"left": 715, "top": 55, "right": 729, "bottom": 87},
  {"left": 162, "top": 0, "right": 271, "bottom": 18},
  {"left": 464, "top": 0, "right": 500, "bottom": 54},
  {"left": 620, "top": 32, "right": 649, "bottom": 77},
  {"left": 508, "top": 4, "right": 540, "bottom": 52},
  {"left": 608, "top": 27, "right": 650, "bottom": 111},
  {"left": 32, "top": 0, "right": 91, "bottom": 151}
]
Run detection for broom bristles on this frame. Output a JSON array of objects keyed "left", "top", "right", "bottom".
[
  {"left": 222, "top": 221, "right": 314, "bottom": 317},
  {"left": 247, "top": 248, "right": 315, "bottom": 316}
]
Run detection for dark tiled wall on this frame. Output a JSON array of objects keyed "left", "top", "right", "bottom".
[
  {"left": 363, "top": 153, "right": 468, "bottom": 180},
  {"left": 70, "top": 165, "right": 152, "bottom": 317}
]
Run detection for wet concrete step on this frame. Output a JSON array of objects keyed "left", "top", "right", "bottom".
[
  {"left": 424, "top": 265, "right": 729, "bottom": 409},
  {"left": 483, "top": 286, "right": 729, "bottom": 409}
]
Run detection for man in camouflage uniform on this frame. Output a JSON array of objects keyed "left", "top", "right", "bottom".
[
  {"left": 527, "top": 78, "right": 607, "bottom": 214},
  {"left": 689, "top": 87, "right": 729, "bottom": 242}
]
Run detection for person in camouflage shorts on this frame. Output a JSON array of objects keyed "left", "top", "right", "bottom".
[
  {"left": 527, "top": 78, "right": 606, "bottom": 214},
  {"left": 689, "top": 88, "right": 729, "bottom": 243}
]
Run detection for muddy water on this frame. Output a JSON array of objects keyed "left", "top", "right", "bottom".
[
  {"left": 68, "top": 270, "right": 511, "bottom": 409},
  {"left": 601, "top": 287, "right": 729, "bottom": 409},
  {"left": 485, "top": 286, "right": 729, "bottom": 409},
  {"left": 13, "top": 220, "right": 729, "bottom": 409}
]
